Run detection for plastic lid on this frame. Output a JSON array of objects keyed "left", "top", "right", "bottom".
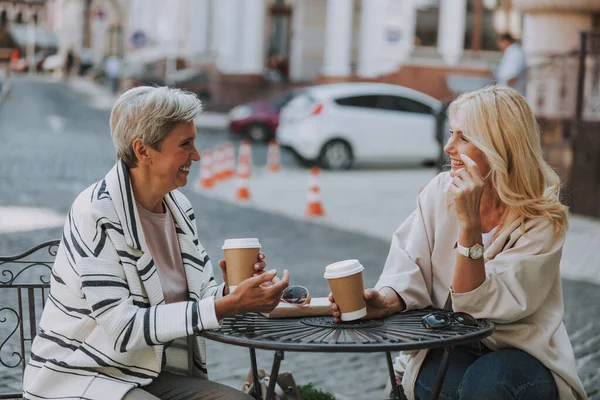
[
  {"left": 222, "top": 238, "right": 262, "bottom": 250},
  {"left": 324, "top": 259, "right": 364, "bottom": 279}
]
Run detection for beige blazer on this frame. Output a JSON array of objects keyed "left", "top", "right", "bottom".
[{"left": 375, "top": 172, "right": 586, "bottom": 400}]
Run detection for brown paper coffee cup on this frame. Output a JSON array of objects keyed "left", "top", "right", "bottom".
[
  {"left": 222, "top": 238, "right": 261, "bottom": 291},
  {"left": 324, "top": 260, "right": 367, "bottom": 321}
]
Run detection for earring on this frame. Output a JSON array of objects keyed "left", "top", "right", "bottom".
[{"left": 145, "top": 159, "right": 149, "bottom": 165}]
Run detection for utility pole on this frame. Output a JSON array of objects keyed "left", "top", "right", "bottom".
[
  {"left": 107, "top": 0, "right": 125, "bottom": 57},
  {"left": 83, "top": 0, "right": 92, "bottom": 49}
]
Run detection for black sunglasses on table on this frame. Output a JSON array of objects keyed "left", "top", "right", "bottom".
[
  {"left": 421, "top": 310, "right": 480, "bottom": 330},
  {"left": 280, "top": 285, "right": 311, "bottom": 305}
]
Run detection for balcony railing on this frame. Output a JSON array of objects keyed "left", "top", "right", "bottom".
[{"left": 526, "top": 49, "right": 600, "bottom": 122}]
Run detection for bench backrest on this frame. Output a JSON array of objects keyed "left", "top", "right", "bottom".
[{"left": 0, "top": 240, "right": 59, "bottom": 399}]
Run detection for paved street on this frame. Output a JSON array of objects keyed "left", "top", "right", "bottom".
[{"left": 0, "top": 77, "right": 598, "bottom": 399}]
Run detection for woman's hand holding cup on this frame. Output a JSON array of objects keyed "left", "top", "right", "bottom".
[
  {"left": 221, "top": 238, "right": 268, "bottom": 295},
  {"left": 219, "top": 252, "right": 268, "bottom": 296},
  {"left": 215, "top": 270, "right": 290, "bottom": 320},
  {"left": 328, "top": 289, "right": 390, "bottom": 323}
]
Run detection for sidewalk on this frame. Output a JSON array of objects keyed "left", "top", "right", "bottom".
[
  {"left": 69, "top": 76, "right": 229, "bottom": 129},
  {"left": 192, "top": 166, "right": 600, "bottom": 285}
]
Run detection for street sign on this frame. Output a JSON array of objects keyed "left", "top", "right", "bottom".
[{"left": 130, "top": 31, "right": 148, "bottom": 49}]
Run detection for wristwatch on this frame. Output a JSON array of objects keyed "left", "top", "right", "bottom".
[{"left": 456, "top": 242, "right": 484, "bottom": 260}]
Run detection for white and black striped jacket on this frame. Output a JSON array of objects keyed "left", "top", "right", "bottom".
[{"left": 23, "top": 161, "right": 225, "bottom": 400}]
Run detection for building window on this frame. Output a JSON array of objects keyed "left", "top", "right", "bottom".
[
  {"left": 415, "top": 0, "right": 439, "bottom": 47},
  {"left": 464, "top": 0, "right": 515, "bottom": 51}
]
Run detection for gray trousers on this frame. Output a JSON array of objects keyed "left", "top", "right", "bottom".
[{"left": 123, "top": 372, "right": 253, "bottom": 400}]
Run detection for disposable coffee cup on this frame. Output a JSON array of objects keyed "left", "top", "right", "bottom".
[
  {"left": 222, "top": 238, "right": 261, "bottom": 292},
  {"left": 324, "top": 259, "right": 367, "bottom": 321}
]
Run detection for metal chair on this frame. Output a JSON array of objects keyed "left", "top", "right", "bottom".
[{"left": 0, "top": 240, "right": 60, "bottom": 399}]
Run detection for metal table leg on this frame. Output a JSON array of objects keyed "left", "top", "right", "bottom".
[
  {"left": 266, "top": 350, "right": 284, "bottom": 400},
  {"left": 385, "top": 351, "right": 402, "bottom": 399},
  {"left": 430, "top": 346, "right": 452, "bottom": 400},
  {"left": 249, "top": 348, "right": 262, "bottom": 400}
]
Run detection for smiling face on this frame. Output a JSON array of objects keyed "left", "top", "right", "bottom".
[
  {"left": 146, "top": 121, "right": 200, "bottom": 192},
  {"left": 444, "top": 108, "right": 491, "bottom": 180}
]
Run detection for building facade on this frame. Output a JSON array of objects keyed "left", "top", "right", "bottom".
[
  {"left": 0, "top": 0, "right": 48, "bottom": 67},
  {"left": 45, "top": 0, "right": 600, "bottom": 117}
]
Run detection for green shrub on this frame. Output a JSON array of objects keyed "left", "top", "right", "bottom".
[{"left": 297, "top": 383, "right": 336, "bottom": 400}]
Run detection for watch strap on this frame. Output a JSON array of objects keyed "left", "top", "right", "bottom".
[
  {"left": 455, "top": 242, "right": 470, "bottom": 257},
  {"left": 454, "top": 241, "right": 483, "bottom": 259}
]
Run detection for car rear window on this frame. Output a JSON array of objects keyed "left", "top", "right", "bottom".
[
  {"left": 378, "top": 95, "right": 434, "bottom": 115},
  {"left": 334, "top": 95, "right": 380, "bottom": 109},
  {"left": 335, "top": 94, "right": 433, "bottom": 115}
]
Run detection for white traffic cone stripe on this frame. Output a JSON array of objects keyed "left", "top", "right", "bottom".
[
  {"left": 237, "top": 176, "right": 248, "bottom": 188},
  {"left": 224, "top": 143, "right": 235, "bottom": 177},
  {"left": 239, "top": 161, "right": 250, "bottom": 176},
  {"left": 307, "top": 190, "right": 320, "bottom": 202},
  {"left": 237, "top": 140, "right": 253, "bottom": 178},
  {"left": 213, "top": 146, "right": 224, "bottom": 178},
  {"left": 198, "top": 150, "right": 213, "bottom": 188},
  {"left": 267, "top": 140, "right": 281, "bottom": 171}
]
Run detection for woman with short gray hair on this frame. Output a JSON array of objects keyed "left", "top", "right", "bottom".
[{"left": 23, "top": 86, "right": 289, "bottom": 399}]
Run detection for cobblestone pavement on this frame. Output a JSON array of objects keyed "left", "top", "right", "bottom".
[{"left": 0, "top": 77, "right": 598, "bottom": 399}]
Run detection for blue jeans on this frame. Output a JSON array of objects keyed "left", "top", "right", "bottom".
[{"left": 415, "top": 341, "right": 557, "bottom": 400}]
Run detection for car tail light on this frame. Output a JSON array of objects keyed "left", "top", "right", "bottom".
[{"left": 310, "top": 103, "right": 324, "bottom": 116}]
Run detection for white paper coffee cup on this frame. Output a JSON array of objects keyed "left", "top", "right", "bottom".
[
  {"left": 222, "top": 238, "right": 262, "bottom": 250},
  {"left": 223, "top": 238, "right": 262, "bottom": 292},
  {"left": 324, "top": 259, "right": 367, "bottom": 321}
]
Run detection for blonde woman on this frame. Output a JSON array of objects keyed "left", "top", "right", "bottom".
[{"left": 330, "top": 86, "right": 586, "bottom": 399}]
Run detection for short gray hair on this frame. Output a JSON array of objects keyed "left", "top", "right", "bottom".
[{"left": 110, "top": 86, "right": 203, "bottom": 168}]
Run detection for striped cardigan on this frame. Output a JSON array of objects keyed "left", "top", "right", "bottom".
[{"left": 23, "top": 161, "right": 225, "bottom": 400}]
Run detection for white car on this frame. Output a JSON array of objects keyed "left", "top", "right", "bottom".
[{"left": 276, "top": 82, "right": 447, "bottom": 170}]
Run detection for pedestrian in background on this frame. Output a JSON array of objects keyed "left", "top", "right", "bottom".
[
  {"left": 104, "top": 54, "right": 121, "bottom": 94},
  {"left": 23, "top": 86, "right": 290, "bottom": 400},
  {"left": 330, "top": 86, "right": 586, "bottom": 399},
  {"left": 64, "top": 49, "right": 75, "bottom": 82},
  {"left": 80, "top": 47, "right": 93, "bottom": 76},
  {"left": 495, "top": 33, "right": 527, "bottom": 95}
]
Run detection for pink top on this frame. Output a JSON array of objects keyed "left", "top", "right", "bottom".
[{"left": 136, "top": 202, "right": 189, "bottom": 304}]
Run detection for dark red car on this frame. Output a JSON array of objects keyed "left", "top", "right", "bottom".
[{"left": 228, "top": 91, "right": 298, "bottom": 141}]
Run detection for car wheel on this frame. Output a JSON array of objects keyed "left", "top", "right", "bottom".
[
  {"left": 246, "top": 123, "right": 271, "bottom": 142},
  {"left": 319, "top": 140, "right": 353, "bottom": 170}
]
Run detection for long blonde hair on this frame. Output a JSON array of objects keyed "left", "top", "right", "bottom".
[{"left": 448, "top": 86, "right": 568, "bottom": 235}]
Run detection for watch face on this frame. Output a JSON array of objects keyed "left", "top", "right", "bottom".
[{"left": 470, "top": 245, "right": 484, "bottom": 259}]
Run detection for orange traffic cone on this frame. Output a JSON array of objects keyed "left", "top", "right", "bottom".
[
  {"left": 10, "top": 48, "right": 19, "bottom": 64},
  {"left": 266, "top": 139, "right": 281, "bottom": 172},
  {"left": 222, "top": 142, "right": 235, "bottom": 179},
  {"left": 238, "top": 140, "right": 252, "bottom": 177},
  {"left": 305, "top": 167, "right": 325, "bottom": 217},
  {"left": 212, "top": 146, "right": 225, "bottom": 181},
  {"left": 198, "top": 150, "right": 214, "bottom": 189},
  {"left": 235, "top": 159, "right": 251, "bottom": 201}
]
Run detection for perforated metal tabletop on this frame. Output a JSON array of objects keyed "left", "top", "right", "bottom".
[{"left": 200, "top": 309, "right": 494, "bottom": 400}]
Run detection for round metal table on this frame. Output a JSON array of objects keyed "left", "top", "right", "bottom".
[{"left": 199, "top": 308, "right": 494, "bottom": 400}]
